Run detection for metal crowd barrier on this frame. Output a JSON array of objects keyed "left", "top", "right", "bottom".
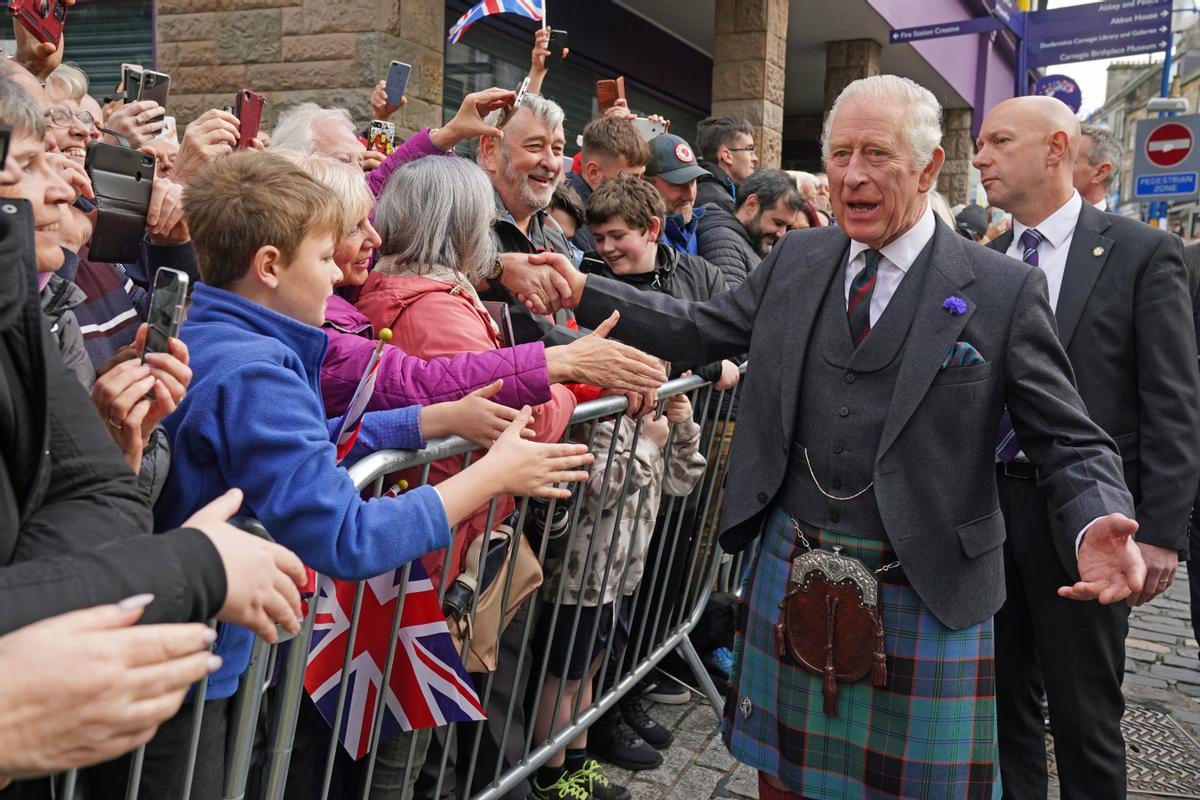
[{"left": 55, "top": 369, "right": 745, "bottom": 800}]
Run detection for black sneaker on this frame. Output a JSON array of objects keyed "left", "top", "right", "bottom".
[
  {"left": 589, "top": 710, "right": 662, "bottom": 771},
  {"left": 568, "top": 758, "right": 630, "bottom": 800},
  {"left": 619, "top": 693, "right": 673, "bottom": 750},
  {"left": 638, "top": 668, "right": 690, "bottom": 705},
  {"left": 530, "top": 768, "right": 590, "bottom": 800}
]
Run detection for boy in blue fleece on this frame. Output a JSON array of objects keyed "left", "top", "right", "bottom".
[{"left": 149, "top": 152, "right": 593, "bottom": 799}]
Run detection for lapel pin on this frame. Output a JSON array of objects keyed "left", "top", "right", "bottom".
[{"left": 1092, "top": 246, "right": 1104, "bottom": 257}]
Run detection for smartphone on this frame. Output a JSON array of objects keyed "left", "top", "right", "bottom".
[
  {"left": 9, "top": 0, "right": 67, "bottom": 46},
  {"left": 233, "top": 88, "right": 266, "bottom": 149},
  {"left": 386, "top": 61, "right": 411, "bottom": 106},
  {"left": 367, "top": 120, "right": 396, "bottom": 155},
  {"left": 84, "top": 143, "right": 155, "bottom": 263},
  {"left": 496, "top": 76, "right": 530, "bottom": 129},
  {"left": 631, "top": 117, "right": 666, "bottom": 141},
  {"left": 547, "top": 29, "right": 568, "bottom": 65},
  {"left": 137, "top": 70, "right": 171, "bottom": 108},
  {"left": 143, "top": 267, "right": 189, "bottom": 358},
  {"left": 596, "top": 76, "right": 626, "bottom": 114},
  {"left": 119, "top": 63, "right": 143, "bottom": 100}
]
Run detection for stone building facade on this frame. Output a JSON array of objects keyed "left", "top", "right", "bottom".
[{"left": 156, "top": 0, "right": 445, "bottom": 140}]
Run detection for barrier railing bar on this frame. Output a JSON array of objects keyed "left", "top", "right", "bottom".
[
  {"left": 259, "top": 597, "right": 319, "bottom": 800},
  {"left": 318, "top": 581, "right": 366, "bottom": 800},
  {"left": 359, "top": 561, "right": 413, "bottom": 797}
]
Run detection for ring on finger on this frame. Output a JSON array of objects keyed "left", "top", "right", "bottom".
[{"left": 107, "top": 415, "right": 122, "bottom": 430}]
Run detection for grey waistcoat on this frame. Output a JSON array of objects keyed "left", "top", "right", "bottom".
[{"left": 779, "top": 242, "right": 933, "bottom": 540}]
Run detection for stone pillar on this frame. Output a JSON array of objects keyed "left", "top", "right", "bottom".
[
  {"left": 711, "top": 0, "right": 788, "bottom": 168},
  {"left": 938, "top": 108, "right": 973, "bottom": 206},
  {"left": 822, "top": 39, "right": 880, "bottom": 112},
  {"left": 156, "top": 0, "right": 444, "bottom": 139}
]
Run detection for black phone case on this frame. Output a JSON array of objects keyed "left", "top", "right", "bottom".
[{"left": 85, "top": 144, "right": 155, "bottom": 264}]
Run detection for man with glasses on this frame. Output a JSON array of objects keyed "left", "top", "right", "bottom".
[{"left": 695, "top": 116, "right": 759, "bottom": 212}]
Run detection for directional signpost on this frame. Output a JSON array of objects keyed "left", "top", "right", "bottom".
[
  {"left": 1133, "top": 116, "right": 1200, "bottom": 202},
  {"left": 888, "top": 16, "right": 1003, "bottom": 45},
  {"left": 1023, "top": 0, "right": 1172, "bottom": 69}
]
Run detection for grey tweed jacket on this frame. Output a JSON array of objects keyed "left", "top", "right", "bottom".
[{"left": 576, "top": 220, "right": 1134, "bottom": 629}]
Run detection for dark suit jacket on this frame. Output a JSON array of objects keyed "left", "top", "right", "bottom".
[
  {"left": 1182, "top": 241, "right": 1200, "bottom": 297},
  {"left": 991, "top": 204, "right": 1200, "bottom": 554},
  {"left": 577, "top": 220, "right": 1133, "bottom": 630}
]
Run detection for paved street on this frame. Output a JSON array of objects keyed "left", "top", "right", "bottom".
[{"left": 601, "top": 565, "right": 1200, "bottom": 799}]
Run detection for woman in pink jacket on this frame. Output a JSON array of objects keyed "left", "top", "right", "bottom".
[{"left": 357, "top": 155, "right": 580, "bottom": 590}]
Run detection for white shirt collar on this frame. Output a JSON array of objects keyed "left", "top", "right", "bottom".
[
  {"left": 1012, "top": 191, "right": 1082, "bottom": 250},
  {"left": 847, "top": 203, "right": 936, "bottom": 273}
]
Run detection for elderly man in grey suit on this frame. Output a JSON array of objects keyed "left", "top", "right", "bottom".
[
  {"left": 545, "top": 75, "right": 1144, "bottom": 800},
  {"left": 976, "top": 96, "right": 1200, "bottom": 800}
]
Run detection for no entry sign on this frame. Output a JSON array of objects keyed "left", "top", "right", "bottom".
[
  {"left": 1133, "top": 115, "right": 1200, "bottom": 202},
  {"left": 1146, "top": 123, "right": 1193, "bottom": 167}
]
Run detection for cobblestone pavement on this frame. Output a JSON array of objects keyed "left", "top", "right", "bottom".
[{"left": 598, "top": 565, "right": 1200, "bottom": 799}]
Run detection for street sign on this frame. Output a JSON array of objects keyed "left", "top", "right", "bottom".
[
  {"left": 991, "top": 0, "right": 1025, "bottom": 38},
  {"left": 1024, "top": 0, "right": 1172, "bottom": 69},
  {"left": 1145, "top": 121, "right": 1193, "bottom": 167},
  {"left": 1136, "top": 173, "right": 1197, "bottom": 197},
  {"left": 1132, "top": 114, "right": 1200, "bottom": 201},
  {"left": 889, "top": 16, "right": 1003, "bottom": 44},
  {"left": 1033, "top": 74, "right": 1082, "bottom": 112}
]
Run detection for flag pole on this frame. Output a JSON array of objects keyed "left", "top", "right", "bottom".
[{"left": 542, "top": 0, "right": 548, "bottom": 30}]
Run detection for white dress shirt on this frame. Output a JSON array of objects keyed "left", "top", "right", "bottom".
[
  {"left": 1004, "top": 190, "right": 1083, "bottom": 312},
  {"left": 844, "top": 204, "right": 936, "bottom": 323},
  {"left": 1093, "top": 196, "right": 1108, "bottom": 212}
]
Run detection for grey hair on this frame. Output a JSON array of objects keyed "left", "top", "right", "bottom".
[
  {"left": 477, "top": 92, "right": 565, "bottom": 162},
  {"left": 270, "top": 102, "right": 356, "bottom": 154},
  {"left": 375, "top": 157, "right": 499, "bottom": 284},
  {"left": 1080, "top": 124, "right": 1121, "bottom": 186},
  {"left": 0, "top": 78, "right": 46, "bottom": 139},
  {"left": 821, "top": 75, "right": 943, "bottom": 170},
  {"left": 45, "top": 62, "right": 88, "bottom": 102}
]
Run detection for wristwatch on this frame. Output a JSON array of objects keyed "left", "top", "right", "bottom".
[{"left": 485, "top": 255, "right": 504, "bottom": 281}]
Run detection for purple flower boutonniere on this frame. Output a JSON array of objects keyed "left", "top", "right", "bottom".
[{"left": 943, "top": 296, "right": 968, "bottom": 316}]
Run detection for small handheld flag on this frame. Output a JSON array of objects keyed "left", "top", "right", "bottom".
[
  {"left": 333, "top": 328, "right": 392, "bottom": 464},
  {"left": 448, "top": 0, "right": 544, "bottom": 44}
]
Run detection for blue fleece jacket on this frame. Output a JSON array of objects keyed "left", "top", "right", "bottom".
[{"left": 155, "top": 283, "right": 452, "bottom": 700}]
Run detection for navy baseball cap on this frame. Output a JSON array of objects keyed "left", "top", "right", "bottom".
[{"left": 646, "top": 133, "right": 707, "bottom": 184}]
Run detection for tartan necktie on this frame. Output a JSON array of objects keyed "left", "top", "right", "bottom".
[
  {"left": 996, "top": 228, "right": 1045, "bottom": 462},
  {"left": 847, "top": 249, "right": 881, "bottom": 348}
]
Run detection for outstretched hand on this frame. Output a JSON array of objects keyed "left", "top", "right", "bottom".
[
  {"left": 430, "top": 87, "right": 518, "bottom": 151},
  {"left": 549, "top": 311, "right": 667, "bottom": 394},
  {"left": 1058, "top": 513, "right": 1145, "bottom": 604}
]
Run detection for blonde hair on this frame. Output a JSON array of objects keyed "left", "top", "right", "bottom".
[
  {"left": 277, "top": 150, "right": 374, "bottom": 230},
  {"left": 183, "top": 151, "right": 344, "bottom": 287},
  {"left": 45, "top": 62, "right": 89, "bottom": 102}
]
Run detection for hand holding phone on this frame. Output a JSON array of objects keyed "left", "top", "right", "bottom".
[
  {"left": 84, "top": 143, "right": 155, "bottom": 263},
  {"left": 233, "top": 89, "right": 266, "bottom": 149},
  {"left": 9, "top": 0, "right": 67, "bottom": 46}
]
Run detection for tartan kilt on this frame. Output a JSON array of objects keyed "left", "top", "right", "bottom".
[{"left": 721, "top": 505, "right": 1000, "bottom": 800}]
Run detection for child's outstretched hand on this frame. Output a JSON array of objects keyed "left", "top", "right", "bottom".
[
  {"left": 422, "top": 380, "right": 532, "bottom": 448},
  {"left": 484, "top": 407, "right": 593, "bottom": 498},
  {"left": 665, "top": 393, "right": 693, "bottom": 424}
]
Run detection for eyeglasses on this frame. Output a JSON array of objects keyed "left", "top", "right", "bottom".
[
  {"left": 727, "top": 146, "right": 756, "bottom": 153},
  {"left": 45, "top": 107, "right": 96, "bottom": 130}
]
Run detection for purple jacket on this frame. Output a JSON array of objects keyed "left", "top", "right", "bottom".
[
  {"left": 321, "top": 294, "right": 552, "bottom": 415},
  {"left": 367, "top": 127, "right": 453, "bottom": 198}
]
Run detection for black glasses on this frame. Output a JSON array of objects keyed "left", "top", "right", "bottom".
[
  {"left": 45, "top": 107, "right": 96, "bottom": 130},
  {"left": 727, "top": 145, "right": 756, "bottom": 153}
]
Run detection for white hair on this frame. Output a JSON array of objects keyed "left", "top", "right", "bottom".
[
  {"left": 270, "top": 102, "right": 356, "bottom": 154},
  {"left": 45, "top": 62, "right": 89, "bottom": 102},
  {"left": 788, "top": 170, "right": 818, "bottom": 198},
  {"left": 476, "top": 92, "right": 565, "bottom": 164},
  {"left": 821, "top": 75, "right": 943, "bottom": 170},
  {"left": 375, "top": 157, "right": 499, "bottom": 284}
]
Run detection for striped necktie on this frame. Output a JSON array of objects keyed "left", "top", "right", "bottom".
[
  {"left": 996, "top": 228, "right": 1045, "bottom": 462},
  {"left": 847, "top": 249, "right": 880, "bottom": 347}
]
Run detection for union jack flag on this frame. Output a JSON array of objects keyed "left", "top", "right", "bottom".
[
  {"left": 332, "top": 332, "right": 389, "bottom": 463},
  {"left": 448, "top": 0, "right": 544, "bottom": 44},
  {"left": 303, "top": 561, "right": 486, "bottom": 760}
]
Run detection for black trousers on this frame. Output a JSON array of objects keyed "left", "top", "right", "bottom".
[{"left": 994, "top": 472, "right": 1129, "bottom": 800}]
